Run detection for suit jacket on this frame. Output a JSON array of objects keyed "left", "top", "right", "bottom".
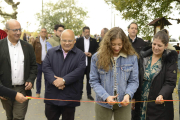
[
  {"left": 75, "top": 37, "right": 98, "bottom": 68},
  {"left": 0, "top": 38, "right": 37, "bottom": 96}
]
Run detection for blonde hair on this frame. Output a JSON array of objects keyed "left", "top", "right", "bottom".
[
  {"left": 29, "top": 36, "right": 34, "bottom": 45},
  {"left": 97, "top": 27, "right": 138, "bottom": 71}
]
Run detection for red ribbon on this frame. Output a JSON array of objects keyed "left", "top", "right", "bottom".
[{"left": 26, "top": 96, "right": 178, "bottom": 104}]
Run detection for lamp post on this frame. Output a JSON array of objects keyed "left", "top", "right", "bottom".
[{"left": 42, "top": 0, "right": 44, "bottom": 27}]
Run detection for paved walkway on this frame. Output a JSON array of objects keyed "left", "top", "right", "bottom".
[{"left": 0, "top": 75, "right": 179, "bottom": 120}]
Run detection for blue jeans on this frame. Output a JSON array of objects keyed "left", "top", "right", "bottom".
[{"left": 36, "top": 63, "right": 43, "bottom": 94}]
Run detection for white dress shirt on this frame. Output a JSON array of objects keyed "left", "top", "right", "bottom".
[
  {"left": 84, "top": 37, "right": 90, "bottom": 66},
  {"left": 7, "top": 38, "right": 24, "bottom": 85},
  {"left": 132, "top": 36, "right": 136, "bottom": 43},
  {"left": 40, "top": 36, "right": 46, "bottom": 61}
]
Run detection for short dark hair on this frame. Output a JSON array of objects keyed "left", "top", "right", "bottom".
[
  {"left": 153, "top": 31, "right": 169, "bottom": 45},
  {"left": 54, "top": 24, "right": 65, "bottom": 31},
  {"left": 83, "top": 26, "right": 90, "bottom": 32},
  {"left": 128, "top": 22, "right": 138, "bottom": 29}
]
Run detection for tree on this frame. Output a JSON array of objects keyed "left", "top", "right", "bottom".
[
  {"left": 105, "top": 0, "right": 180, "bottom": 40},
  {"left": 36, "top": 0, "right": 88, "bottom": 35},
  {"left": 0, "top": 0, "right": 20, "bottom": 22}
]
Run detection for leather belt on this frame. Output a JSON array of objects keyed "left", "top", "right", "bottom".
[{"left": 12, "top": 84, "right": 24, "bottom": 88}]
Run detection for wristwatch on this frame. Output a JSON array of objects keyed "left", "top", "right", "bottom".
[{"left": 63, "top": 79, "right": 65, "bottom": 84}]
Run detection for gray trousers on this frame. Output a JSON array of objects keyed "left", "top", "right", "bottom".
[
  {"left": 1, "top": 86, "right": 29, "bottom": 120},
  {"left": 95, "top": 103, "right": 131, "bottom": 120}
]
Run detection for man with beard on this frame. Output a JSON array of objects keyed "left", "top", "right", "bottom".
[
  {"left": 75, "top": 26, "right": 98, "bottom": 100},
  {"left": 46, "top": 24, "right": 65, "bottom": 51}
]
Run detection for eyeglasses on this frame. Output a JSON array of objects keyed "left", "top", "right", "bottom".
[
  {"left": 41, "top": 31, "right": 47, "bottom": 33},
  {"left": 7, "top": 28, "right": 22, "bottom": 33},
  {"left": 61, "top": 40, "right": 74, "bottom": 43}
]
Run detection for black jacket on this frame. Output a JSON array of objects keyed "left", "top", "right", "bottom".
[
  {"left": 0, "top": 84, "right": 16, "bottom": 101},
  {"left": 75, "top": 37, "right": 98, "bottom": 69},
  {"left": 129, "top": 36, "right": 148, "bottom": 54},
  {"left": 133, "top": 46, "right": 178, "bottom": 120},
  {"left": 0, "top": 38, "right": 37, "bottom": 96}
]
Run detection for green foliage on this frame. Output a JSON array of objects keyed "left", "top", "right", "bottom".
[
  {"left": 0, "top": 0, "right": 20, "bottom": 21},
  {"left": 36, "top": 0, "right": 88, "bottom": 35},
  {"left": 105, "top": 0, "right": 180, "bottom": 40}
]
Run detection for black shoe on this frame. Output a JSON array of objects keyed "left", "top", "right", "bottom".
[{"left": 87, "top": 95, "right": 94, "bottom": 100}]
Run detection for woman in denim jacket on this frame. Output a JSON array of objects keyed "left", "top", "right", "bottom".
[{"left": 89, "top": 27, "right": 139, "bottom": 120}]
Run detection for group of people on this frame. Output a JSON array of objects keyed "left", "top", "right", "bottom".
[{"left": 0, "top": 19, "right": 178, "bottom": 120}]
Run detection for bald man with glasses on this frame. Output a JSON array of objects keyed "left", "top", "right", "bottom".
[
  {"left": 43, "top": 29, "right": 86, "bottom": 120},
  {"left": 0, "top": 19, "right": 37, "bottom": 120}
]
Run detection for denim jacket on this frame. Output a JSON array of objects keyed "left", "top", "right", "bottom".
[{"left": 89, "top": 52, "right": 139, "bottom": 109}]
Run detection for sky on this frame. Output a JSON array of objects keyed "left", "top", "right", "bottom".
[{"left": 0, "top": 0, "right": 180, "bottom": 39}]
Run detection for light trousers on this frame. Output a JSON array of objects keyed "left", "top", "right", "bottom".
[{"left": 95, "top": 103, "right": 131, "bottom": 120}]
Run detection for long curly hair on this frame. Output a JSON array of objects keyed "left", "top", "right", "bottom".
[{"left": 97, "top": 27, "right": 138, "bottom": 71}]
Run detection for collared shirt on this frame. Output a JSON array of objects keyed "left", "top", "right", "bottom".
[
  {"left": 131, "top": 36, "right": 136, "bottom": 43},
  {"left": 84, "top": 37, "right": 90, "bottom": 66},
  {"left": 62, "top": 48, "right": 68, "bottom": 59},
  {"left": 40, "top": 36, "right": 46, "bottom": 61},
  {"left": 7, "top": 38, "right": 24, "bottom": 85}
]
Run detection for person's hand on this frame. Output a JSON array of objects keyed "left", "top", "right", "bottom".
[
  {"left": 84, "top": 52, "right": 89, "bottom": 56},
  {"left": 0, "top": 96, "right": 7, "bottom": 100},
  {"left": 58, "top": 85, "right": 65, "bottom": 90},
  {"left": 106, "top": 94, "right": 118, "bottom": 105},
  {"left": 131, "top": 99, "right": 135, "bottom": 110},
  {"left": 121, "top": 94, "right": 130, "bottom": 106},
  {"left": 25, "top": 82, "right": 32, "bottom": 90},
  {"left": 87, "top": 52, "right": 92, "bottom": 57},
  {"left": 53, "top": 76, "right": 65, "bottom": 87},
  {"left": 155, "top": 95, "right": 164, "bottom": 104},
  {"left": 15, "top": 92, "right": 28, "bottom": 103}
]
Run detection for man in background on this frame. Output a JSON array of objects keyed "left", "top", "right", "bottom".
[
  {"left": 46, "top": 24, "right": 64, "bottom": 51},
  {"left": 75, "top": 26, "right": 98, "bottom": 100},
  {"left": 33, "top": 27, "right": 47, "bottom": 98},
  {"left": 98, "top": 28, "right": 109, "bottom": 44},
  {"left": 128, "top": 22, "right": 147, "bottom": 54}
]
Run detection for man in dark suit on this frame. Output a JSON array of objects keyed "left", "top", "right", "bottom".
[
  {"left": 0, "top": 19, "right": 37, "bottom": 120},
  {"left": 75, "top": 26, "right": 98, "bottom": 100}
]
